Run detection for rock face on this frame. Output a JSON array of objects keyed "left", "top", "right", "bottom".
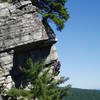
[
  {"left": 0, "top": 0, "right": 48, "bottom": 52},
  {"left": 0, "top": 0, "right": 60, "bottom": 98}
]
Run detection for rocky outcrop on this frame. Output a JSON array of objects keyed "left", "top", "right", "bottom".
[
  {"left": 0, "top": 0, "right": 48, "bottom": 52},
  {"left": 0, "top": 0, "right": 60, "bottom": 98}
]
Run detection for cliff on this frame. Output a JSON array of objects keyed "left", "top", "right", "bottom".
[{"left": 0, "top": 0, "right": 60, "bottom": 98}]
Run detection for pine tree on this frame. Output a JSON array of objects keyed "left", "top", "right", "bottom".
[
  {"left": 7, "top": 58, "right": 71, "bottom": 100},
  {"left": 31, "top": 0, "right": 69, "bottom": 31},
  {"left": 0, "top": 0, "right": 69, "bottom": 31}
]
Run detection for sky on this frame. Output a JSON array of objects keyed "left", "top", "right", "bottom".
[{"left": 53, "top": 0, "right": 100, "bottom": 89}]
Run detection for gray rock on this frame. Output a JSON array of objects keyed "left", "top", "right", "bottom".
[
  {"left": 0, "top": 95, "right": 3, "bottom": 100},
  {"left": 0, "top": 0, "right": 60, "bottom": 98},
  {"left": 0, "top": 1, "right": 49, "bottom": 52}
]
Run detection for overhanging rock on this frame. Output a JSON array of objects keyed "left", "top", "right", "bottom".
[
  {"left": 0, "top": 0, "right": 56, "bottom": 53},
  {"left": 0, "top": 0, "right": 60, "bottom": 97}
]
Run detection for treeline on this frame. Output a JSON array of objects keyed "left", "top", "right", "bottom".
[{"left": 62, "top": 88, "right": 100, "bottom": 100}]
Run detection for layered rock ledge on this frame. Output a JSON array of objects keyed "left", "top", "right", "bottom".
[{"left": 0, "top": 0, "right": 60, "bottom": 98}]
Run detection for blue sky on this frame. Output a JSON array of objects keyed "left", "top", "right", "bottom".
[{"left": 53, "top": 0, "right": 100, "bottom": 89}]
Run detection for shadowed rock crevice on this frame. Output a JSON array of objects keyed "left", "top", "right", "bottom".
[{"left": 10, "top": 45, "right": 60, "bottom": 88}]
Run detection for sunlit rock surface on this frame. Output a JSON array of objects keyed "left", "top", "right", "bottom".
[{"left": 0, "top": 0, "right": 60, "bottom": 98}]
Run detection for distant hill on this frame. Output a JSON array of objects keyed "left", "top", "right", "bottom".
[{"left": 62, "top": 88, "right": 100, "bottom": 100}]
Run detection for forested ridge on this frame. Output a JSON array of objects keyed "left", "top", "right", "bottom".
[{"left": 62, "top": 88, "right": 100, "bottom": 100}]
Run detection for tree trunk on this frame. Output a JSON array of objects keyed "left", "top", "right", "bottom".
[{"left": 42, "top": 17, "right": 56, "bottom": 40}]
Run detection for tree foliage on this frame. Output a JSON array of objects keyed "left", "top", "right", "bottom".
[
  {"left": 63, "top": 88, "right": 100, "bottom": 100},
  {"left": 0, "top": 0, "right": 69, "bottom": 31},
  {"left": 7, "top": 58, "right": 71, "bottom": 100},
  {"left": 31, "top": 0, "right": 69, "bottom": 31}
]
